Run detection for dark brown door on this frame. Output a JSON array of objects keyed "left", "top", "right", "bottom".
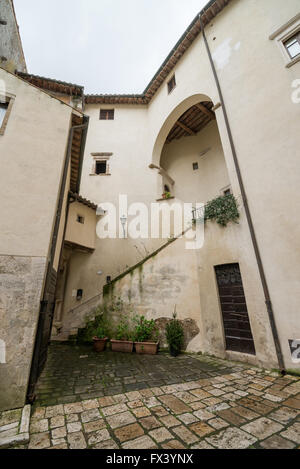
[{"left": 215, "top": 264, "right": 255, "bottom": 355}]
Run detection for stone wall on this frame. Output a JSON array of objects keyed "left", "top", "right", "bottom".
[
  {"left": 0, "top": 0, "right": 27, "bottom": 73},
  {"left": 0, "top": 255, "right": 46, "bottom": 411}
]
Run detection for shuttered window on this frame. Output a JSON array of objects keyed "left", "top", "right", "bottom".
[{"left": 100, "top": 109, "right": 115, "bottom": 120}]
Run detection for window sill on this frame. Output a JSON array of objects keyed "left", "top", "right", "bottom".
[
  {"left": 156, "top": 196, "right": 175, "bottom": 202},
  {"left": 89, "top": 173, "right": 111, "bottom": 176},
  {"left": 285, "top": 55, "right": 300, "bottom": 68}
]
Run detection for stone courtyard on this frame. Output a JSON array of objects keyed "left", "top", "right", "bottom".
[{"left": 2, "top": 343, "right": 300, "bottom": 450}]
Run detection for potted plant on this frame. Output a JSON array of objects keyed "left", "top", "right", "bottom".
[
  {"left": 166, "top": 312, "right": 184, "bottom": 357},
  {"left": 110, "top": 315, "right": 134, "bottom": 353},
  {"left": 162, "top": 191, "right": 171, "bottom": 200},
  {"left": 93, "top": 325, "right": 109, "bottom": 352},
  {"left": 133, "top": 316, "right": 159, "bottom": 355}
]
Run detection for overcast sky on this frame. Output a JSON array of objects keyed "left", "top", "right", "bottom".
[{"left": 13, "top": 0, "right": 208, "bottom": 94}]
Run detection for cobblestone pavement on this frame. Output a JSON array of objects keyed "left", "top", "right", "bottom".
[{"left": 10, "top": 344, "right": 300, "bottom": 450}]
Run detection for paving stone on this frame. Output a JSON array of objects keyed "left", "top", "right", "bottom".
[
  {"left": 132, "top": 407, "right": 151, "bottom": 418},
  {"left": 48, "top": 443, "right": 68, "bottom": 450},
  {"left": 66, "top": 413, "right": 79, "bottom": 423},
  {"left": 82, "top": 399, "right": 99, "bottom": 410},
  {"left": 230, "top": 406, "right": 259, "bottom": 421},
  {"left": 280, "top": 423, "right": 300, "bottom": 444},
  {"left": 51, "top": 437, "right": 66, "bottom": 446},
  {"left": 242, "top": 417, "right": 284, "bottom": 439},
  {"left": 67, "top": 422, "right": 82, "bottom": 433},
  {"left": 193, "top": 409, "right": 215, "bottom": 421},
  {"left": 113, "top": 394, "right": 128, "bottom": 404},
  {"left": 190, "top": 389, "right": 212, "bottom": 400},
  {"left": 143, "top": 397, "right": 161, "bottom": 408},
  {"left": 51, "top": 426, "right": 67, "bottom": 439},
  {"left": 151, "top": 406, "right": 169, "bottom": 417},
  {"left": 139, "top": 389, "right": 154, "bottom": 398},
  {"left": 126, "top": 391, "right": 142, "bottom": 401},
  {"left": 28, "top": 432, "right": 51, "bottom": 450},
  {"left": 149, "top": 427, "right": 173, "bottom": 443},
  {"left": 190, "top": 401, "right": 206, "bottom": 411},
  {"left": 206, "top": 427, "right": 257, "bottom": 449},
  {"left": 264, "top": 393, "right": 284, "bottom": 403},
  {"left": 114, "top": 423, "right": 144, "bottom": 443},
  {"left": 106, "top": 411, "right": 136, "bottom": 429},
  {"left": 283, "top": 398, "right": 300, "bottom": 410},
  {"left": 30, "top": 419, "right": 49, "bottom": 434},
  {"left": 84, "top": 419, "right": 106, "bottom": 433},
  {"left": 127, "top": 400, "right": 143, "bottom": 409},
  {"left": 64, "top": 403, "right": 84, "bottom": 415},
  {"left": 162, "top": 440, "right": 185, "bottom": 449},
  {"left": 202, "top": 397, "right": 222, "bottom": 406},
  {"left": 45, "top": 405, "right": 64, "bottom": 418},
  {"left": 172, "top": 425, "right": 198, "bottom": 445},
  {"left": 88, "top": 429, "right": 111, "bottom": 446},
  {"left": 140, "top": 416, "right": 161, "bottom": 430},
  {"left": 102, "top": 404, "right": 128, "bottom": 416},
  {"left": 50, "top": 416, "right": 65, "bottom": 429},
  {"left": 206, "top": 402, "right": 231, "bottom": 413},
  {"left": 159, "top": 415, "right": 181, "bottom": 428},
  {"left": 268, "top": 406, "right": 299, "bottom": 425},
  {"left": 98, "top": 396, "right": 115, "bottom": 407},
  {"left": 92, "top": 439, "right": 119, "bottom": 449},
  {"left": 0, "top": 421, "right": 18, "bottom": 433},
  {"left": 158, "top": 395, "right": 191, "bottom": 414},
  {"left": 150, "top": 387, "right": 164, "bottom": 396},
  {"left": 174, "top": 392, "right": 199, "bottom": 404},
  {"left": 191, "top": 441, "right": 214, "bottom": 449},
  {"left": 122, "top": 435, "right": 157, "bottom": 450},
  {"left": 209, "top": 418, "right": 230, "bottom": 430},
  {"left": 189, "top": 422, "right": 214, "bottom": 438},
  {"left": 217, "top": 409, "right": 247, "bottom": 426},
  {"left": 81, "top": 408, "right": 101, "bottom": 423},
  {"left": 31, "top": 407, "right": 46, "bottom": 420},
  {"left": 0, "top": 409, "right": 22, "bottom": 427},
  {"left": 68, "top": 431, "right": 87, "bottom": 449},
  {"left": 178, "top": 413, "right": 199, "bottom": 425},
  {"left": 237, "top": 398, "right": 274, "bottom": 415},
  {"left": 260, "top": 434, "right": 296, "bottom": 449}
]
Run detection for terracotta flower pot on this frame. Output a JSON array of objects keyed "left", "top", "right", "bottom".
[
  {"left": 134, "top": 342, "right": 159, "bottom": 355},
  {"left": 110, "top": 339, "right": 134, "bottom": 353},
  {"left": 93, "top": 337, "right": 108, "bottom": 352}
]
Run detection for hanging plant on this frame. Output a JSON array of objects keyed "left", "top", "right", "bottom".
[{"left": 204, "top": 194, "right": 240, "bottom": 227}]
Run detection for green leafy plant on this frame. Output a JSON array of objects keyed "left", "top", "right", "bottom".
[
  {"left": 115, "top": 314, "right": 133, "bottom": 341},
  {"left": 133, "top": 315, "right": 159, "bottom": 343},
  {"left": 77, "top": 308, "right": 111, "bottom": 344},
  {"left": 166, "top": 312, "right": 184, "bottom": 357},
  {"left": 204, "top": 194, "right": 239, "bottom": 227},
  {"left": 162, "top": 191, "right": 171, "bottom": 200}
]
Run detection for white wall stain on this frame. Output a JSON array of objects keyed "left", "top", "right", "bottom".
[{"left": 212, "top": 39, "right": 241, "bottom": 70}]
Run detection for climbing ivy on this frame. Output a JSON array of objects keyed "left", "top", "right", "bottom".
[{"left": 204, "top": 194, "right": 240, "bottom": 227}]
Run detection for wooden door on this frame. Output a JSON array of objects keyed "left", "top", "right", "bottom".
[{"left": 215, "top": 264, "right": 255, "bottom": 355}]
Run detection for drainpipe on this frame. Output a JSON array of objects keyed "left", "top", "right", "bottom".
[{"left": 199, "top": 12, "right": 285, "bottom": 374}]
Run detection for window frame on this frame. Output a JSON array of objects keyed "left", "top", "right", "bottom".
[
  {"left": 284, "top": 32, "right": 300, "bottom": 59},
  {"left": 90, "top": 152, "right": 112, "bottom": 176},
  {"left": 0, "top": 94, "right": 15, "bottom": 136},
  {"left": 99, "top": 109, "right": 115, "bottom": 120},
  {"left": 269, "top": 13, "right": 300, "bottom": 68}
]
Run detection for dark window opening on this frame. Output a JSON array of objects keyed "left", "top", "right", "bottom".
[
  {"left": 76, "top": 289, "right": 83, "bottom": 301},
  {"left": 106, "top": 276, "right": 112, "bottom": 284},
  {"left": 224, "top": 188, "right": 232, "bottom": 196},
  {"left": 284, "top": 32, "right": 300, "bottom": 59},
  {"left": 100, "top": 109, "right": 115, "bottom": 120},
  {"left": 164, "top": 184, "right": 170, "bottom": 193},
  {"left": 95, "top": 160, "right": 107, "bottom": 175},
  {"left": 167, "top": 75, "right": 176, "bottom": 94},
  {"left": 77, "top": 215, "right": 85, "bottom": 224},
  {"left": 0, "top": 102, "right": 8, "bottom": 127},
  {"left": 193, "top": 162, "right": 199, "bottom": 171}
]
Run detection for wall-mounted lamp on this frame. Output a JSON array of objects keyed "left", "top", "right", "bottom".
[{"left": 120, "top": 215, "right": 127, "bottom": 239}]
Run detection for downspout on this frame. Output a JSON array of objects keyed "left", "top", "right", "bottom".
[{"left": 199, "top": 12, "right": 285, "bottom": 374}]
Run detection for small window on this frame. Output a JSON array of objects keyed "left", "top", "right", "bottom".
[
  {"left": 0, "top": 102, "right": 8, "bottom": 127},
  {"left": 95, "top": 160, "right": 107, "bottom": 175},
  {"left": 193, "top": 162, "right": 199, "bottom": 171},
  {"left": 167, "top": 75, "right": 176, "bottom": 94},
  {"left": 100, "top": 109, "right": 114, "bottom": 120},
  {"left": 164, "top": 184, "right": 170, "bottom": 193},
  {"left": 224, "top": 188, "right": 232, "bottom": 196},
  {"left": 106, "top": 276, "right": 112, "bottom": 284},
  {"left": 284, "top": 32, "right": 300, "bottom": 59},
  {"left": 76, "top": 289, "right": 83, "bottom": 301},
  {"left": 77, "top": 215, "right": 85, "bottom": 224}
]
